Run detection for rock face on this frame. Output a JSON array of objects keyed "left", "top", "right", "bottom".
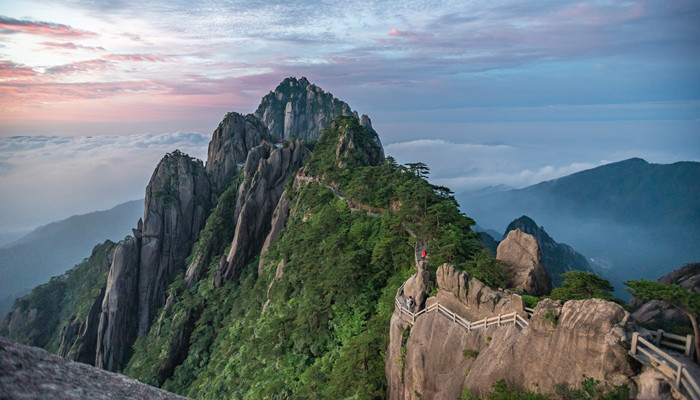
[
  {"left": 0, "top": 336, "right": 189, "bottom": 400},
  {"left": 206, "top": 112, "right": 272, "bottom": 194},
  {"left": 386, "top": 290, "right": 637, "bottom": 399},
  {"left": 96, "top": 150, "right": 211, "bottom": 372},
  {"left": 435, "top": 264, "right": 525, "bottom": 320},
  {"left": 463, "top": 298, "right": 636, "bottom": 396},
  {"left": 138, "top": 150, "right": 211, "bottom": 336},
  {"left": 214, "top": 140, "right": 310, "bottom": 287},
  {"left": 96, "top": 236, "right": 141, "bottom": 371},
  {"left": 58, "top": 287, "right": 105, "bottom": 364},
  {"left": 503, "top": 216, "right": 594, "bottom": 286},
  {"left": 496, "top": 229, "right": 552, "bottom": 296},
  {"left": 258, "top": 192, "right": 291, "bottom": 274},
  {"left": 254, "top": 77, "right": 358, "bottom": 141}
]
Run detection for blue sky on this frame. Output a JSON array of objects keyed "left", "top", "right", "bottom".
[{"left": 0, "top": 0, "right": 698, "bottom": 233}]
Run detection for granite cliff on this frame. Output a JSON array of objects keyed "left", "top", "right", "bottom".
[
  {"left": 387, "top": 264, "right": 637, "bottom": 399},
  {"left": 214, "top": 139, "right": 310, "bottom": 287},
  {"left": 95, "top": 150, "right": 211, "bottom": 372}
]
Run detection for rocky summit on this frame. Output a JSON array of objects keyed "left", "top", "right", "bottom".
[{"left": 254, "top": 76, "right": 365, "bottom": 141}]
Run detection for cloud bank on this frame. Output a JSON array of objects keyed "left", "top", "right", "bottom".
[{"left": 0, "top": 132, "right": 209, "bottom": 233}]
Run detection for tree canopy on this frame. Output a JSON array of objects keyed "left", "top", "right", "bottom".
[{"left": 550, "top": 271, "right": 620, "bottom": 303}]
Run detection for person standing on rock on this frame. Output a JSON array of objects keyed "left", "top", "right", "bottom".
[{"left": 406, "top": 296, "right": 414, "bottom": 310}]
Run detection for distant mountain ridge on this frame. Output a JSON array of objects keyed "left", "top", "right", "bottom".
[
  {"left": 459, "top": 158, "right": 700, "bottom": 290},
  {"left": 0, "top": 199, "right": 144, "bottom": 315}
]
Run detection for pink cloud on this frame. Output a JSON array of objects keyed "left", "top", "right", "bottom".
[
  {"left": 0, "top": 80, "right": 167, "bottom": 107},
  {"left": 388, "top": 28, "right": 421, "bottom": 40},
  {"left": 44, "top": 59, "right": 113, "bottom": 75},
  {"left": 0, "top": 16, "right": 96, "bottom": 38},
  {"left": 0, "top": 61, "right": 37, "bottom": 79}
]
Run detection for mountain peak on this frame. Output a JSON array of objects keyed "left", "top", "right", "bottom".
[{"left": 254, "top": 77, "right": 358, "bottom": 141}]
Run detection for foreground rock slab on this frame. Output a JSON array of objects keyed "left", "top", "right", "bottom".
[{"left": 0, "top": 336, "right": 189, "bottom": 400}]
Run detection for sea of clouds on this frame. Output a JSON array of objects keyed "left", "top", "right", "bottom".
[{"left": 0, "top": 132, "right": 210, "bottom": 233}]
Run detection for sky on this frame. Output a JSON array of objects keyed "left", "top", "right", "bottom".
[{"left": 0, "top": 0, "right": 699, "bottom": 234}]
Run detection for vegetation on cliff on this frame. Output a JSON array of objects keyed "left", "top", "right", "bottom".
[{"left": 0, "top": 240, "right": 115, "bottom": 351}]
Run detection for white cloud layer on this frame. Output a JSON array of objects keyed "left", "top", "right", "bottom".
[{"left": 0, "top": 132, "right": 209, "bottom": 232}]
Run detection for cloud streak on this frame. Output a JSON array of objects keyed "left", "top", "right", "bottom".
[{"left": 0, "top": 16, "right": 96, "bottom": 37}]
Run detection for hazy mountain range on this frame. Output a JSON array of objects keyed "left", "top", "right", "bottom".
[
  {"left": 0, "top": 200, "right": 144, "bottom": 315},
  {"left": 459, "top": 157, "right": 700, "bottom": 295}
]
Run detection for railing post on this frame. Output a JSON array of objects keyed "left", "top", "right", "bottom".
[
  {"left": 675, "top": 365, "right": 682, "bottom": 389},
  {"left": 656, "top": 329, "right": 663, "bottom": 346},
  {"left": 685, "top": 334, "right": 693, "bottom": 358},
  {"left": 497, "top": 314, "right": 501, "bottom": 327},
  {"left": 453, "top": 312, "right": 456, "bottom": 323},
  {"left": 631, "top": 332, "right": 639, "bottom": 355}
]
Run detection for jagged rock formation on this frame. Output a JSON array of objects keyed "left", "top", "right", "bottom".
[
  {"left": 258, "top": 192, "right": 291, "bottom": 274},
  {"left": 631, "top": 263, "right": 699, "bottom": 332},
  {"left": 387, "top": 282, "right": 637, "bottom": 399},
  {"left": 96, "top": 150, "right": 211, "bottom": 372},
  {"left": 96, "top": 235, "right": 141, "bottom": 371},
  {"left": 138, "top": 151, "right": 211, "bottom": 335},
  {"left": 496, "top": 229, "right": 552, "bottom": 296},
  {"left": 254, "top": 76, "right": 357, "bottom": 141},
  {"left": 206, "top": 112, "right": 272, "bottom": 194},
  {"left": 503, "top": 216, "right": 594, "bottom": 286},
  {"left": 214, "top": 140, "right": 310, "bottom": 287},
  {"left": 434, "top": 264, "right": 525, "bottom": 320},
  {"left": 0, "top": 336, "right": 189, "bottom": 400}
]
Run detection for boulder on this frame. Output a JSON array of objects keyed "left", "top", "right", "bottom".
[
  {"left": 497, "top": 229, "right": 552, "bottom": 296},
  {"left": 634, "top": 367, "right": 673, "bottom": 400},
  {"left": 631, "top": 263, "right": 699, "bottom": 331},
  {"left": 503, "top": 216, "right": 595, "bottom": 286},
  {"left": 401, "top": 267, "right": 434, "bottom": 311}
]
